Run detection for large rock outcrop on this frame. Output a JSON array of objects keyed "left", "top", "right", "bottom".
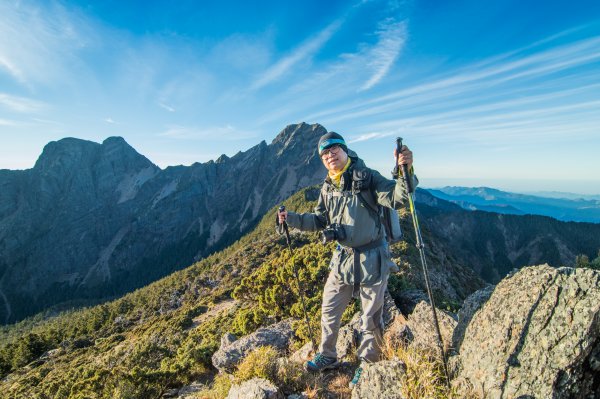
[
  {"left": 406, "top": 301, "right": 457, "bottom": 352},
  {"left": 226, "top": 378, "right": 282, "bottom": 399},
  {"left": 453, "top": 265, "right": 600, "bottom": 398},
  {"left": 351, "top": 360, "right": 407, "bottom": 399},
  {"left": 212, "top": 319, "right": 295, "bottom": 372},
  {"left": 451, "top": 284, "right": 495, "bottom": 353},
  {"left": 0, "top": 123, "right": 326, "bottom": 323}
]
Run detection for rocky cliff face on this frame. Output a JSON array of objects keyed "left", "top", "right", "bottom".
[{"left": 0, "top": 123, "right": 327, "bottom": 324}]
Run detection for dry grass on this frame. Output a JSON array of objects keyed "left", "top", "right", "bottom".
[
  {"left": 382, "top": 317, "right": 449, "bottom": 399},
  {"left": 193, "top": 373, "right": 232, "bottom": 399},
  {"left": 326, "top": 374, "right": 352, "bottom": 398},
  {"left": 233, "top": 345, "right": 279, "bottom": 382},
  {"left": 382, "top": 318, "right": 481, "bottom": 399},
  {"left": 193, "top": 346, "right": 278, "bottom": 399}
]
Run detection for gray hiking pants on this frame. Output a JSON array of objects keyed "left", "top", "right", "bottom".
[{"left": 319, "top": 269, "right": 388, "bottom": 363}]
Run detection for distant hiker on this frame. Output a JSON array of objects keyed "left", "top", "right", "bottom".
[{"left": 277, "top": 131, "right": 416, "bottom": 388}]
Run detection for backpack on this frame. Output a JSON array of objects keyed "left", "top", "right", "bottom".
[{"left": 351, "top": 168, "right": 403, "bottom": 244}]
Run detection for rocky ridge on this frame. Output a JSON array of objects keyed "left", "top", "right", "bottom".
[
  {"left": 187, "top": 265, "right": 600, "bottom": 399},
  {"left": 0, "top": 123, "right": 327, "bottom": 323}
]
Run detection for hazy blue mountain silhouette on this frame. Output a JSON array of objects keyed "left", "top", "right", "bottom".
[{"left": 427, "top": 186, "right": 600, "bottom": 223}]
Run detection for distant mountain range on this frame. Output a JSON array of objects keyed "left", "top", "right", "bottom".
[
  {"left": 426, "top": 186, "right": 600, "bottom": 223},
  {"left": 416, "top": 189, "right": 600, "bottom": 282},
  {"left": 1, "top": 126, "right": 600, "bottom": 325},
  {"left": 523, "top": 191, "right": 600, "bottom": 201},
  {"left": 0, "top": 123, "right": 327, "bottom": 324}
]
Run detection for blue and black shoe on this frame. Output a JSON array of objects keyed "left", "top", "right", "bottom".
[
  {"left": 305, "top": 353, "right": 339, "bottom": 372},
  {"left": 349, "top": 366, "right": 363, "bottom": 388}
]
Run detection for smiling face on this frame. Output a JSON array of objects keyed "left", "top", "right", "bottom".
[{"left": 320, "top": 144, "right": 348, "bottom": 172}]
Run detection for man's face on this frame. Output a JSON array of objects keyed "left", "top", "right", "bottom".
[{"left": 320, "top": 144, "right": 348, "bottom": 172}]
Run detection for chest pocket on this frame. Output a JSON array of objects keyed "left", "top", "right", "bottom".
[{"left": 325, "top": 189, "right": 351, "bottom": 223}]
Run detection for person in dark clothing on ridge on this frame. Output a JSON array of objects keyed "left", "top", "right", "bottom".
[{"left": 277, "top": 131, "right": 415, "bottom": 388}]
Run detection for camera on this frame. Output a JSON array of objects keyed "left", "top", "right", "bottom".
[{"left": 321, "top": 223, "right": 346, "bottom": 245}]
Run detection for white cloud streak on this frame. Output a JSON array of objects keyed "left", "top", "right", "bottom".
[
  {"left": 0, "top": 1, "right": 95, "bottom": 88},
  {"left": 158, "top": 124, "right": 258, "bottom": 141},
  {"left": 307, "top": 35, "right": 600, "bottom": 123},
  {"left": 159, "top": 103, "right": 175, "bottom": 112},
  {"left": 250, "top": 18, "right": 344, "bottom": 90},
  {"left": 360, "top": 19, "right": 407, "bottom": 91},
  {"left": 302, "top": 34, "right": 600, "bottom": 148},
  {"left": 0, "top": 93, "right": 46, "bottom": 112},
  {"left": 0, "top": 118, "right": 20, "bottom": 126}
]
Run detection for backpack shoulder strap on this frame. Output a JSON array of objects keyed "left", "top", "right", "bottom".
[{"left": 352, "top": 167, "right": 379, "bottom": 214}]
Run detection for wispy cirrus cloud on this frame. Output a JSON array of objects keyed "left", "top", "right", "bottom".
[
  {"left": 0, "top": 118, "right": 20, "bottom": 126},
  {"left": 250, "top": 18, "right": 345, "bottom": 90},
  {"left": 0, "top": 93, "right": 46, "bottom": 112},
  {"left": 158, "top": 124, "right": 258, "bottom": 141},
  {"left": 0, "top": 1, "right": 96, "bottom": 88},
  {"left": 254, "top": 2, "right": 410, "bottom": 127},
  {"left": 159, "top": 103, "right": 175, "bottom": 112},
  {"left": 305, "top": 32, "right": 600, "bottom": 138},
  {"left": 348, "top": 131, "right": 391, "bottom": 143},
  {"left": 360, "top": 19, "right": 407, "bottom": 91}
]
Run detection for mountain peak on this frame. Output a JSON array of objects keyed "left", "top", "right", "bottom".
[
  {"left": 34, "top": 137, "right": 99, "bottom": 171},
  {"left": 272, "top": 122, "right": 325, "bottom": 144},
  {"left": 271, "top": 122, "right": 327, "bottom": 156},
  {"left": 102, "top": 136, "right": 128, "bottom": 147}
]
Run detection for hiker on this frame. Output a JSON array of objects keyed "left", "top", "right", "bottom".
[{"left": 277, "top": 131, "right": 416, "bottom": 388}]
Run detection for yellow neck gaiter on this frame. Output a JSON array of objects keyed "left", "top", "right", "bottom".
[{"left": 328, "top": 158, "right": 351, "bottom": 188}]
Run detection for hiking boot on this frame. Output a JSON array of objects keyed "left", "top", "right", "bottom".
[
  {"left": 305, "top": 353, "right": 338, "bottom": 372},
  {"left": 348, "top": 366, "right": 363, "bottom": 388}
]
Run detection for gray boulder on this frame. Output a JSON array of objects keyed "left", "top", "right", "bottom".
[
  {"left": 173, "top": 381, "right": 204, "bottom": 398},
  {"left": 454, "top": 265, "right": 600, "bottom": 398},
  {"left": 451, "top": 284, "right": 495, "bottom": 353},
  {"left": 221, "top": 332, "right": 238, "bottom": 348},
  {"left": 336, "top": 313, "right": 361, "bottom": 360},
  {"left": 212, "top": 319, "right": 295, "bottom": 372},
  {"left": 289, "top": 342, "right": 314, "bottom": 364},
  {"left": 406, "top": 301, "right": 457, "bottom": 352},
  {"left": 383, "top": 313, "right": 413, "bottom": 348},
  {"left": 336, "top": 292, "right": 403, "bottom": 359},
  {"left": 351, "top": 360, "right": 407, "bottom": 399},
  {"left": 394, "top": 289, "right": 429, "bottom": 315},
  {"left": 383, "top": 291, "right": 402, "bottom": 325},
  {"left": 226, "top": 378, "right": 282, "bottom": 399}
]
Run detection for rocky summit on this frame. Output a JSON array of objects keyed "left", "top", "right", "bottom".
[
  {"left": 0, "top": 123, "right": 326, "bottom": 323},
  {"left": 200, "top": 265, "right": 600, "bottom": 398},
  {"left": 453, "top": 265, "right": 600, "bottom": 398}
]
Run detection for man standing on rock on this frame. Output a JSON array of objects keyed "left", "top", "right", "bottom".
[{"left": 277, "top": 131, "right": 415, "bottom": 388}]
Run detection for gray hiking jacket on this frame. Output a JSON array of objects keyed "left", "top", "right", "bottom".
[{"left": 283, "top": 151, "right": 417, "bottom": 286}]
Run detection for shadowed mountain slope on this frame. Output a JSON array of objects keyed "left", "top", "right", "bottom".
[{"left": 0, "top": 123, "right": 326, "bottom": 324}]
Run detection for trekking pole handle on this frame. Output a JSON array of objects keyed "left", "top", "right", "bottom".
[{"left": 396, "top": 137, "right": 414, "bottom": 194}]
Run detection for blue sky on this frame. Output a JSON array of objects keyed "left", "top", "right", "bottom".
[{"left": 1, "top": 0, "right": 599, "bottom": 194}]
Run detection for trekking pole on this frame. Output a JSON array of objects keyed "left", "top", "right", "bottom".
[
  {"left": 394, "top": 138, "right": 451, "bottom": 387},
  {"left": 277, "top": 206, "right": 318, "bottom": 353}
]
